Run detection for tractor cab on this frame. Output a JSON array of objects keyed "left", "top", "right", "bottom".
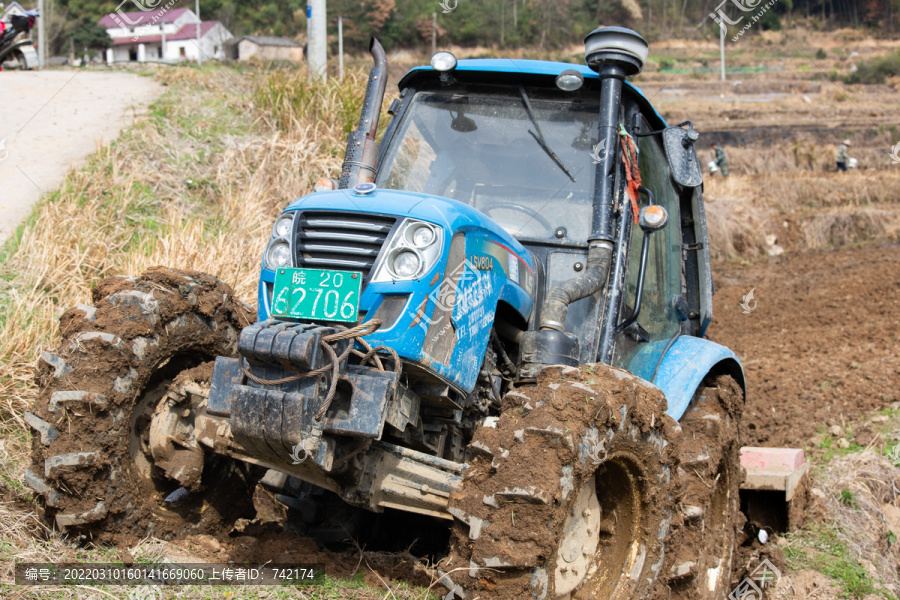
[{"left": 372, "top": 53, "right": 716, "bottom": 389}]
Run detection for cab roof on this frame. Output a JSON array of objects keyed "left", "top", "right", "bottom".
[{"left": 398, "top": 58, "right": 666, "bottom": 127}]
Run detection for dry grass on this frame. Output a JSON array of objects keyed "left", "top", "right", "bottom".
[
  {"left": 781, "top": 441, "right": 900, "bottom": 599},
  {"left": 819, "top": 449, "right": 900, "bottom": 582},
  {"left": 0, "top": 61, "right": 425, "bottom": 598},
  {"left": 704, "top": 170, "right": 900, "bottom": 259}
]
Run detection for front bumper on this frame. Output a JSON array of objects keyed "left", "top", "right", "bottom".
[{"left": 204, "top": 319, "right": 463, "bottom": 517}]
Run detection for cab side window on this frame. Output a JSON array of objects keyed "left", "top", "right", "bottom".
[{"left": 613, "top": 119, "right": 684, "bottom": 371}]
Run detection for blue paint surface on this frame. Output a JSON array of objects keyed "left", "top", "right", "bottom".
[
  {"left": 630, "top": 336, "right": 744, "bottom": 421},
  {"left": 400, "top": 58, "right": 666, "bottom": 126},
  {"left": 258, "top": 189, "right": 535, "bottom": 392}
]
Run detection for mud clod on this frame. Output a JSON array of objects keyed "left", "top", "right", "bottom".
[
  {"left": 23, "top": 469, "right": 61, "bottom": 506},
  {"left": 45, "top": 451, "right": 100, "bottom": 478},
  {"left": 56, "top": 502, "right": 108, "bottom": 527},
  {"left": 493, "top": 486, "right": 551, "bottom": 505},
  {"left": 74, "top": 331, "right": 125, "bottom": 349},
  {"left": 664, "top": 375, "right": 743, "bottom": 600},
  {"left": 39, "top": 352, "right": 72, "bottom": 379}
]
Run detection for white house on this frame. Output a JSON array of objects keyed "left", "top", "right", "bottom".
[
  {"left": 98, "top": 8, "right": 232, "bottom": 63},
  {"left": 1, "top": 2, "right": 29, "bottom": 21}
]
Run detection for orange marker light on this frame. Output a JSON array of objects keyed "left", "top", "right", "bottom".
[
  {"left": 644, "top": 205, "right": 665, "bottom": 222},
  {"left": 639, "top": 204, "right": 668, "bottom": 231},
  {"left": 314, "top": 178, "right": 335, "bottom": 192}
]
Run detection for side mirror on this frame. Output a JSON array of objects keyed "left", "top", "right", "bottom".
[{"left": 663, "top": 122, "right": 703, "bottom": 188}]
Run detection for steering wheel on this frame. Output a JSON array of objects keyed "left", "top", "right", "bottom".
[{"left": 482, "top": 202, "right": 554, "bottom": 236}]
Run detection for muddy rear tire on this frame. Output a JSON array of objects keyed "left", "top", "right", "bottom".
[
  {"left": 665, "top": 374, "right": 744, "bottom": 599},
  {"left": 27, "top": 268, "right": 259, "bottom": 542},
  {"left": 1, "top": 49, "right": 26, "bottom": 70},
  {"left": 441, "top": 364, "right": 681, "bottom": 600}
]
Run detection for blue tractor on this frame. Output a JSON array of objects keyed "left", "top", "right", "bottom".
[{"left": 29, "top": 27, "right": 746, "bottom": 600}]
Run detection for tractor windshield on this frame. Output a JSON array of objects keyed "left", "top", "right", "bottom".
[{"left": 377, "top": 84, "right": 602, "bottom": 244}]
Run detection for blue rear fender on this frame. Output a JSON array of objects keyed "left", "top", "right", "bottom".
[
  {"left": 257, "top": 189, "right": 536, "bottom": 393},
  {"left": 627, "top": 336, "right": 745, "bottom": 422}
]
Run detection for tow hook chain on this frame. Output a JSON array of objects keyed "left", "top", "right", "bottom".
[{"left": 241, "top": 319, "right": 402, "bottom": 420}]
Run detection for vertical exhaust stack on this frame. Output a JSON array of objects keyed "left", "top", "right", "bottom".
[
  {"left": 537, "top": 27, "right": 648, "bottom": 337},
  {"left": 339, "top": 38, "right": 388, "bottom": 189},
  {"left": 583, "top": 27, "right": 648, "bottom": 243}
]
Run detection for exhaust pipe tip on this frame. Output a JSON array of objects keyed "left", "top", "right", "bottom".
[{"left": 584, "top": 26, "right": 648, "bottom": 77}]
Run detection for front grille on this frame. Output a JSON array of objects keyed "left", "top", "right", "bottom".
[{"left": 294, "top": 211, "right": 397, "bottom": 281}]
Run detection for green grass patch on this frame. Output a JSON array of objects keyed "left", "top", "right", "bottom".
[
  {"left": 838, "top": 489, "right": 859, "bottom": 509},
  {"left": 814, "top": 432, "right": 865, "bottom": 463},
  {"left": 785, "top": 527, "right": 896, "bottom": 599}
]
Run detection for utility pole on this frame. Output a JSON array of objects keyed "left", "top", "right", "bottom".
[
  {"left": 307, "top": 0, "right": 327, "bottom": 81},
  {"left": 500, "top": 1, "right": 504, "bottom": 46},
  {"left": 337, "top": 16, "right": 343, "bottom": 82},
  {"left": 37, "top": 0, "right": 45, "bottom": 68},
  {"left": 196, "top": 0, "right": 202, "bottom": 65},
  {"left": 431, "top": 12, "right": 436, "bottom": 56},
  {"left": 719, "top": 22, "right": 725, "bottom": 81}
]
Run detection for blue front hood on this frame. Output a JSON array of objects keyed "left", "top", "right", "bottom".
[
  {"left": 260, "top": 187, "right": 537, "bottom": 392},
  {"left": 286, "top": 188, "right": 533, "bottom": 261}
]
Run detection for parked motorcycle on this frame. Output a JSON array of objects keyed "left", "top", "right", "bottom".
[{"left": 0, "top": 9, "right": 39, "bottom": 70}]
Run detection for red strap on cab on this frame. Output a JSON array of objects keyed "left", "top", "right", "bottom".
[{"left": 618, "top": 124, "right": 641, "bottom": 224}]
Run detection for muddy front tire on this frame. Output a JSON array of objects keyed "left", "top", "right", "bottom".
[
  {"left": 665, "top": 374, "right": 744, "bottom": 599},
  {"left": 442, "top": 364, "right": 681, "bottom": 600},
  {"left": 27, "top": 268, "right": 259, "bottom": 542}
]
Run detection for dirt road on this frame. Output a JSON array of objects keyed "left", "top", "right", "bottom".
[{"left": 0, "top": 70, "right": 162, "bottom": 245}]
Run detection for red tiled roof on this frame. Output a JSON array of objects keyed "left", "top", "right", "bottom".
[
  {"left": 110, "top": 21, "right": 222, "bottom": 46},
  {"left": 99, "top": 7, "right": 190, "bottom": 28},
  {"left": 169, "top": 20, "right": 220, "bottom": 40}
]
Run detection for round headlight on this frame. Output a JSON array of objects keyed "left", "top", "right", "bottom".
[
  {"left": 265, "top": 240, "right": 292, "bottom": 270},
  {"left": 411, "top": 225, "right": 436, "bottom": 248},
  {"left": 274, "top": 216, "right": 293, "bottom": 238},
  {"left": 556, "top": 69, "right": 584, "bottom": 91},
  {"left": 430, "top": 51, "right": 457, "bottom": 72},
  {"left": 391, "top": 251, "right": 421, "bottom": 278}
]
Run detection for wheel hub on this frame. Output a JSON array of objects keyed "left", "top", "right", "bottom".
[
  {"left": 554, "top": 475, "right": 601, "bottom": 597},
  {"left": 145, "top": 382, "right": 207, "bottom": 490},
  {"left": 552, "top": 456, "right": 648, "bottom": 599}
]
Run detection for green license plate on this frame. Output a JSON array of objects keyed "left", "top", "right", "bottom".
[{"left": 271, "top": 268, "right": 362, "bottom": 323}]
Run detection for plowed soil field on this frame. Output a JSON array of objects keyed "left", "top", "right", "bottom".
[{"left": 709, "top": 244, "right": 900, "bottom": 449}]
